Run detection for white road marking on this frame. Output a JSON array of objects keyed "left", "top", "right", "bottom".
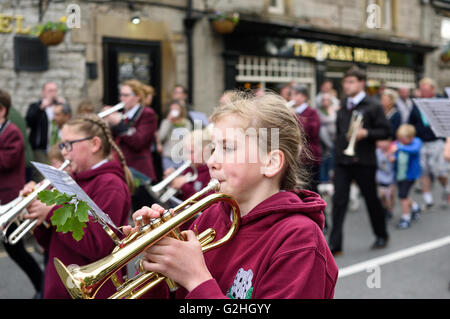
[{"left": 338, "top": 235, "right": 450, "bottom": 278}]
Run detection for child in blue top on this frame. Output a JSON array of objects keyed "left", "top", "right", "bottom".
[
  {"left": 390, "top": 124, "right": 422, "bottom": 229},
  {"left": 376, "top": 139, "right": 396, "bottom": 220}
]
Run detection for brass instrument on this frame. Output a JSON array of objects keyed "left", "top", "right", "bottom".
[
  {"left": 54, "top": 179, "right": 240, "bottom": 299},
  {"left": 0, "top": 160, "right": 70, "bottom": 245},
  {"left": 97, "top": 102, "right": 125, "bottom": 119},
  {"left": 143, "top": 160, "right": 198, "bottom": 207},
  {"left": 343, "top": 111, "right": 364, "bottom": 157}
]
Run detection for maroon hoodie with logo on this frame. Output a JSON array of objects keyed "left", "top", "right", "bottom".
[
  {"left": 146, "top": 189, "right": 338, "bottom": 299},
  {"left": 33, "top": 160, "right": 131, "bottom": 299}
]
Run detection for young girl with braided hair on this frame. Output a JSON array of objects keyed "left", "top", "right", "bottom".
[{"left": 23, "top": 113, "right": 132, "bottom": 299}]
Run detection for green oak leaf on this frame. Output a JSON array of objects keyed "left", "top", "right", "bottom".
[
  {"left": 53, "top": 193, "right": 74, "bottom": 205},
  {"left": 69, "top": 217, "right": 86, "bottom": 241},
  {"left": 38, "top": 189, "right": 90, "bottom": 241},
  {"left": 38, "top": 189, "right": 60, "bottom": 205},
  {"left": 51, "top": 204, "right": 75, "bottom": 230},
  {"left": 75, "top": 201, "right": 90, "bottom": 223}
]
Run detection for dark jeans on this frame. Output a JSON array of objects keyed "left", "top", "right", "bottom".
[
  {"left": 319, "top": 153, "right": 334, "bottom": 182},
  {"left": 329, "top": 164, "right": 388, "bottom": 250}
]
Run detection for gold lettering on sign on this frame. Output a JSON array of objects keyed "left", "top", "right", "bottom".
[
  {"left": 14, "top": 15, "right": 31, "bottom": 34},
  {"left": 0, "top": 14, "right": 13, "bottom": 33},
  {"left": 293, "top": 40, "right": 390, "bottom": 65},
  {"left": 0, "top": 14, "right": 31, "bottom": 34}
]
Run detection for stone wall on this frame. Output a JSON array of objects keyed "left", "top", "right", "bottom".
[{"left": 0, "top": 0, "right": 447, "bottom": 118}]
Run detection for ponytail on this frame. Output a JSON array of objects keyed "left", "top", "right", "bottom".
[{"left": 65, "top": 114, "right": 135, "bottom": 194}]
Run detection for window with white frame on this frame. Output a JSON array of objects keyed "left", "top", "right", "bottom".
[
  {"left": 236, "top": 55, "right": 316, "bottom": 103},
  {"left": 441, "top": 18, "right": 450, "bottom": 41},
  {"left": 268, "top": 0, "right": 284, "bottom": 14},
  {"left": 366, "top": 66, "right": 415, "bottom": 89}
]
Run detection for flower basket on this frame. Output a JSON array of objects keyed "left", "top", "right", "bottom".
[
  {"left": 211, "top": 12, "right": 239, "bottom": 34},
  {"left": 31, "top": 17, "right": 69, "bottom": 46},
  {"left": 39, "top": 30, "right": 65, "bottom": 46},
  {"left": 212, "top": 19, "right": 237, "bottom": 34}
]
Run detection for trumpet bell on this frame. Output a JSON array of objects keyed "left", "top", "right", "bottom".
[{"left": 343, "top": 145, "right": 355, "bottom": 157}]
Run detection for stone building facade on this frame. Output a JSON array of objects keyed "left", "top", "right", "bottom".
[{"left": 0, "top": 0, "right": 448, "bottom": 119}]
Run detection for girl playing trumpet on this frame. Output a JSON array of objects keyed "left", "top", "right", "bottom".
[
  {"left": 22, "top": 114, "right": 133, "bottom": 298},
  {"left": 124, "top": 91, "right": 338, "bottom": 299}
]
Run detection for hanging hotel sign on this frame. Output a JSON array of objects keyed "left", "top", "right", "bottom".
[
  {"left": 0, "top": 14, "right": 31, "bottom": 34},
  {"left": 291, "top": 40, "right": 390, "bottom": 65}
]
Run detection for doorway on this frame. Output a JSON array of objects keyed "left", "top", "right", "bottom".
[{"left": 102, "top": 37, "right": 162, "bottom": 118}]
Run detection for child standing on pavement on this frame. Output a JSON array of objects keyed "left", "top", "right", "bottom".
[{"left": 390, "top": 124, "right": 422, "bottom": 229}]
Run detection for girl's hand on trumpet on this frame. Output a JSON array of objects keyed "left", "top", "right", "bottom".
[
  {"left": 19, "top": 180, "right": 37, "bottom": 197},
  {"left": 122, "top": 204, "right": 213, "bottom": 292},
  {"left": 19, "top": 180, "right": 54, "bottom": 226},
  {"left": 101, "top": 105, "right": 122, "bottom": 126},
  {"left": 24, "top": 200, "right": 53, "bottom": 226}
]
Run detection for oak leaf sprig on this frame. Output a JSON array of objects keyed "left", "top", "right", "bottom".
[{"left": 37, "top": 189, "right": 91, "bottom": 241}]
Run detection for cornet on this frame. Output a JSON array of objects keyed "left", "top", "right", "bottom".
[
  {"left": 97, "top": 102, "right": 125, "bottom": 119},
  {"left": 0, "top": 160, "right": 70, "bottom": 245},
  {"left": 343, "top": 111, "right": 364, "bottom": 157},
  {"left": 143, "top": 160, "right": 198, "bottom": 207},
  {"left": 54, "top": 179, "right": 241, "bottom": 299}
]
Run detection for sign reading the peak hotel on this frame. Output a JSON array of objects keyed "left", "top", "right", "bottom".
[{"left": 292, "top": 40, "right": 390, "bottom": 65}]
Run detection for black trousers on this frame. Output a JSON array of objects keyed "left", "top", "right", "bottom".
[
  {"left": 3, "top": 223, "right": 43, "bottom": 293},
  {"left": 329, "top": 164, "right": 388, "bottom": 250}
]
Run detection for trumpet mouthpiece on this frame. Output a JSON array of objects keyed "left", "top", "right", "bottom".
[{"left": 208, "top": 179, "right": 220, "bottom": 192}]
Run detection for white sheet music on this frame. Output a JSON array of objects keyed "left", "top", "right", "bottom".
[
  {"left": 31, "top": 161, "right": 118, "bottom": 230},
  {"left": 412, "top": 98, "right": 450, "bottom": 138},
  {"left": 445, "top": 87, "right": 450, "bottom": 98}
]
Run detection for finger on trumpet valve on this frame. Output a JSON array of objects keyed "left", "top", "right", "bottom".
[{"left": 149, "top": 217, "right": 163, "bottom": 229}]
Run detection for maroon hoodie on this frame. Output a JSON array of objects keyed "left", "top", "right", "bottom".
[
  {"left": 295, "top": 107, "right": 322, "bottom": 165},
  {"left": 146, "top": 189, "right": 338, "bottom": 299},
  {"left": 114, "top": 106, "right": 158, "bottom": 181},
  {"left": 33, "top": 160, "right": 131, "bottom": 299},
  {"left": 179, "top": 164, "right": 211, "bottom": 201},
  {"left": 0, "top": 121, "right": 25, "bottom": 204}
]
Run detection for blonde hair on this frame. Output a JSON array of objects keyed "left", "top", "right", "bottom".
[
  {"left": 122, "top": 79, "right": 146, "bottom": 103},
  {"left": 210, "top": 90, "right": 310, "bottom": 190},
  {"left": 396, "top": 124, "right": 416, "bottom": 139},
  {"left": 142, "top": 84, "right": 155, "bottom": 97},
  {"left": 382, "top": 88, "right": 398, "bottom": 104},
  {"left": 419, "top": 77, "right": 436, "bottom": 88},
  {"left": 48, "top": 144, "right": 65, "bottom": 163},
  {"left": 76, "top": 100, "right": 95, "bottom": 115},
  {"left": 65, "top": 114, "right": 135, "bottom": 194}
]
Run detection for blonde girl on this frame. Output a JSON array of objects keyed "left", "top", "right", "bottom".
[{"left": 125, "top": 91, "right": 338, "bottom": 299}]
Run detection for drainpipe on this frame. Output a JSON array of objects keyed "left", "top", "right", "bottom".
[{"left": 184, "top": 0, "right": 200, "bottom": 105}]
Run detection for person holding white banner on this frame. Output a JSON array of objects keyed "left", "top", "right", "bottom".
[{"left": 408, "top": 78, "right": 449, "bottom": 208}]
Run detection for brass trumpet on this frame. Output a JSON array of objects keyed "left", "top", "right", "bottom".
[
  {"left": 343, "top": 111, "right": 364, "bottom": 157},
  {"left": 143, "top": 160, "right": 198, "bottom": 207},
  {"left": 54, "top": 179, "right": 240, "bottom": 299},
  {"left": 0, "top": 160, "right": 70, "bottom": 245},
  {"left": 97, "top": 102, "right": 125, "bottom": 118}
]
